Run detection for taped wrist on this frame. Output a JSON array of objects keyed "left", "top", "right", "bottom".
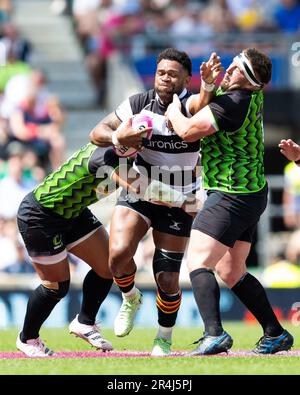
[
  {"left": 201, "top": 80, "right": 215, "bottom": 92},
  {"left": 143, "top": 180, "right": 186, "bottom": 207},
  {"left": 111, "top": 129, "right": 121, "bottom": 146}
]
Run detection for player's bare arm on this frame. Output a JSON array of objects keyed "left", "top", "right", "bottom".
[
  {"left": 166, "top": 93, "right": 217, "bottom": 142},
  {"left": 90, "top": 112, "right": 151, "bottom": 150},
  {"left": 112, "top": 166, "right": 191, "bottom": 210},
  {"left": 279, "top": 139, "right": 300, "bottom": 164},
  {"left": 188, "top": 52, "right": 223, "bottom": 115},
  {"left": 89, "top": 112, "right": 121, "bottom": 146}
]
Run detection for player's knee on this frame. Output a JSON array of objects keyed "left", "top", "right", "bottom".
[
  {"left": 156, "top": 271, "right": 179, "bottom": 294},
  {"left": 41, "top": 280, "right": 70, "bottom": 300},
  {"left": 109, "top": 244, "right": 134, "bottom": 271},
  {"left": 153, "top": 249, "right": 183, "bottom": 293},
  {"left": 216, "top": 268, "right": 241, "bottom": 288}
]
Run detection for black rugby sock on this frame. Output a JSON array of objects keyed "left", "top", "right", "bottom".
[
  {"left": 190, "top": 268, "right": 223, "bottom": 336},
  {"left": 156, "top": 288, "right": 182, "bottom": 328},
  {"left": 21, "top": 285, "right": 61, "bottom": 342},
  {"left": 113, "top": 269, "right": 136, "bottom": 293},
  {"left": 232, "top": 273, "right": 284, "bottom": 337},
  {"left": 78, "top": 270, "right": 113, "bottom": 325}
]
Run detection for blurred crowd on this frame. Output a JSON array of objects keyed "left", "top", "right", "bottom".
[
  {"left": 260, "top": 151, "right": 300, "bottom": 288},
  {"left": 0, "top": 0, "right": 66, "bottom": 274},
  {"left": 50, "top": 0, "right": 300, "bottom": 103}
]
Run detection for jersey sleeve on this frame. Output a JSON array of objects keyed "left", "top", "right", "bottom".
[
  {"left": 208, "top": 92, "right": 251, "bottom": 132},
  {"left": 115, "top": 91, "right": 155, "bottom": 121},
  {"left": 184, "top": 94, "right": 195, "bottom": 118},
  {"left": 88, "top": 147, "right": 120, "bottom": 175},
  {"left": 115, "top": 98, "right": 133, "bottom": 122}
]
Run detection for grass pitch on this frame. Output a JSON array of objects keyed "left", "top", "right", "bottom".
[{"left": 0, "top": 322, "right": 299, "bottom": 375}]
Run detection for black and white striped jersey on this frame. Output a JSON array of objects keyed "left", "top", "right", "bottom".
[{"left": 115, "top": 88, "right": 201, "bottom": 194}]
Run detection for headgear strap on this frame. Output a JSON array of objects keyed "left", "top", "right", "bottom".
[{"left": 234, "top": 52, "right": 263, "bottom": 87}]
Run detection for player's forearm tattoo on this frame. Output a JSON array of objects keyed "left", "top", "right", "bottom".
[{"left": 101, "top": 113, "right": 121, "bottom": 131}]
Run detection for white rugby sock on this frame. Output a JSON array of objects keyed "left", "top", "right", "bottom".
[
  {"left": 123, "top": 286, "right": 137, "bottom": 299},
  {"left": 156, "top": 325, "right": 173, "bottom": 341}
]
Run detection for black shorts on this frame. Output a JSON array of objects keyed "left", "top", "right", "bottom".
[
  {"left": 192, "top": 184, "right": 268, "bottom": 247},
  {"left": 17, "top": 192, "right": 102, "bottom": 258},
  {"left": 117, "top": 191, "right": 193, "bottom": 237}
]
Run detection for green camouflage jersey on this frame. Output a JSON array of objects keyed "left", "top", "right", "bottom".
[
  {"left": 34, "top": 144, "right": 119, "bottom": 219},
  {"left": 202, "top": 88, "right": 266, "bottom": 193}
]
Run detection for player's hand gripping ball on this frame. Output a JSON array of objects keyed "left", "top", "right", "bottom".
[{"left": 113, "top": 114, "right": 153, "bottom": 157}]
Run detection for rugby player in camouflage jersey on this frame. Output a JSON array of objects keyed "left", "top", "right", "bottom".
[
  {"left": 167, "top": 48, "right": 294, "bottom": 355},
  {"left": 15, "top": 143, "right": 143, "bottom": 357}
]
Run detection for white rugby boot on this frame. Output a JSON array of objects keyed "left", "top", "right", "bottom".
[
  {"left": 69, "top": 314, "right": 113, "bottom": 351},
  {"left": 151, "top": 338, "right": 172, "bottom": 356},
  {"left": 16, "top": 333, "right": 54, "bottom": 357},
  {"left": 114, "top": 289, "right": 143, "bottom": 337}
]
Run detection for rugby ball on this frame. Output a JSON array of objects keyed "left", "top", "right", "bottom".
[{"left": 113, "top": 114, "right": 153, "bottom": 157}]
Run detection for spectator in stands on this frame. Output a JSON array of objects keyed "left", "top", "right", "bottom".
[
  {"left": 143, "top": 8, "right": 172, "bottom": 45},
  {"left": 72, "top": 0, "right": 101, "bottom": 49},
  {"left": 0, "top": 71, "right": 33, "bottom": 157},
  {"left": 0, "top": 218, "right": 35, "bottom": 273},
  {"left": 0, "top": 141, "right": 45, "bottom": 184},
  {"left": 225, "top": 0, "right": 278, "bottom": 32},
  {"left": 0, "top": 23, "right": 32, "bottom": 63},
  {"left": 0, "top": 0, "right": 12, "bottom": 23},
  {"left": 282, "top": 160, "right": 300, "bottom": 229},
  {"left": 3, "top": 243, "right": 35, "bottom": 273},
  {"left": 261, "top": 250, "right": 300, "bottom": 288},
  {"left": 50, "top": 0, "right": 68, "bottom": 16},
  {"left": 140, "top": 0, "right": 171, "bottom": 13},
  {"left": 273, "top": 0, "right": 300, "bottom": 33},
  {"left": 94, "top": 1, "right": 144, "bottom": 104},
  {"left": 286, "top": 228, "right": 300, "bottom": 266},
  {"left": 9, "top": 86, "right": 65, "bottom": 170},
  {"left": 0, "top": 73, "right": 32, "bottom": 120},
  {"left": 258, "top": 0, "right": 284, "bottom": 27},
  {"left": 279, "top": 138, "right": 300, "bottom": 229},
  {"left": 168, "top": 2, "right": 214, "bottom": 53},
  {"left": 1, "top": 69, "right": 57, "bottom": 122},
  {"left": 0, "top": 217, "right": 19, "bottom": 271},
  {"left": 0, "top": 116, "right": 8, "bottom": 158},
  {"left": 0, "top": 150, "right": 32, "bottom": 219},
  {"left": 75, "top": 0, "right": 145, "bottom": 105},
  {"left": 202, "top": 0, "right": 237, "bottom": 34},
  {"left": 72, "top": 0, "right": 110, "bottom": 105},
  {"left": 0, "top": 46, "right": 31, "bottom": 94},
  {"left": 20, "top": 146, "right": 46, "bottom": 185}
]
